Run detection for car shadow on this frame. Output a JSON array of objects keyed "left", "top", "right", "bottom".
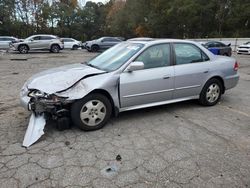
[
  {"left": 9, "top": 51, "right": 66, "bottom": 54},
  {"left": 115, "top": 100, "right": 200, "bottom": 121},
  {"left": 45, "top": 100, "right": 201, "bottom": 133}
]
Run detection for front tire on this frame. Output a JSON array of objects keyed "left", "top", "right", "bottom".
[
  {"left": 18, "top": 45, "right": 29, "bottom": 54},
  {"left": 71, "top": 94, "right": 112, "bottom": 131},
  {"left": 199, "top": 78, "right": 223, "bottom": 106},
  {"left": 91, "top": 45, "right": 99, "bottom": 52}
]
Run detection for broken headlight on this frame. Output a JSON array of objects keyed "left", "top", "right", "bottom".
[
  {"left": 28, "top": 90, "right": 68, "bottom": 103},
  {"left": 28, "top": 90, "right": 48, "bottom": 98}
]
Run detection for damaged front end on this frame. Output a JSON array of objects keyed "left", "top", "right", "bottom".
[
  {"left": 20, "top": 63, "right": 108, "bottom": 147},
  {"left": 28, "top": 90, "right": 72, "bottom": 117},
  {"left": 22, "top": 89, "right": 74, "bottom": 147}
]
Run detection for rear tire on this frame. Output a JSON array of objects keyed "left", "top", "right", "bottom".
[
  {"left": 199, "top": 78, "right": 223, "bottom": 106},
  {"left": 71, "top": 93, "right": 112, "bottom": 131},
  {"left": 18, "top": 45, "right": 29, "bottom": 54},
  {"left": 50, "top": 44, "right": 60, "bottom": 53}
]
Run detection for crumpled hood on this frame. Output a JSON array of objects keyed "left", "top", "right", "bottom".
[{"left": 26, "top": 63, "right": 105, "bottom": 94}]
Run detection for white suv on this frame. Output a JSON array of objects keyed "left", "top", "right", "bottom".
[{"left": 12, "top": 34, "right": 64, "bottom": 54}]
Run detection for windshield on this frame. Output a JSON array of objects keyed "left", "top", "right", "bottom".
[{"left": 87, "top": 42, "right": 144, "bottom": 71}]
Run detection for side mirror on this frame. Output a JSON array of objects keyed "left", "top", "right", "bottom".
[
  {"left": 30, "top": 39, "right": 34, "bottom": 41},
  {"left": 126, "top": 61, "right": 144, "bottom": 72}
]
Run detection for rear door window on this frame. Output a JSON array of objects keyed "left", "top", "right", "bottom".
[
  {"left": 174, "top": 43, "right": 209, "bottom": 65},
  {"left": 40, "top": 36, "right": 55, "bottom": 40},
  {"left": 63, "top": 39, "right": 74, "bottom": 42}
]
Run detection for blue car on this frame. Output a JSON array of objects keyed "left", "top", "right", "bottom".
[{"left": 201, "top": 41, "right": 232, "bottom": 56}]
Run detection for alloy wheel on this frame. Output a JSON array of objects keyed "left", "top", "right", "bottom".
[
  {"left": 80, "top": 100, "right": 106, "bottom": 126},
  {"left": 19, "top": 46, "right": 28, "bottom": 53},
  {"left": 52, "top": 45, "right": 59, "bottom": 53},
  {"left": 206, "top": 83, "right": 220, "bottom": 103}
]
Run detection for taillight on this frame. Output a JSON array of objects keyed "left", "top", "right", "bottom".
[{"left": 234, "top": 61, "right": 239, "bottom": 71}]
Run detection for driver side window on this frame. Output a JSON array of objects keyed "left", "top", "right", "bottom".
[{"left": 135, "top": 44, "right": 170, "bottom": 69}]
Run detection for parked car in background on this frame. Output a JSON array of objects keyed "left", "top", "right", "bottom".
[
  {"left": 0, "top": 36, "right": 21, "bottom": 50},
  {"left": 85, "top": 37, "right": 123, "bottom": 52},
  {"left": 62, "top": 38, "right": 82, "bottom": 50},
  {"left": 81, "top": 41, "right": 88, "bottom": 49},
  {"left": 201, "top": 41, "right": 232, "bottom": 56},
  {"left": 12, "top": 34, "right": 64, "bottom": 54},
  {"left": 127, "top": 37, "right": 154, "bottom": 42},
  {"left": 20, "top": 39, "right": 239, "bottom": 147},
  {"left": 237, "top": 42, "right": 250, "bottom": 55}
]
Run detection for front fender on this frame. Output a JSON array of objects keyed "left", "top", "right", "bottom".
[{"left": 56, "top": 73, "right": 121, "bottom": 110}]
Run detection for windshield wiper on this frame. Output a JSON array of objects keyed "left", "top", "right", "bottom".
[
  {"left": 86, "top": 63, "right": 99, "bottom": 69},
  {"left": 85, "top": 62, "right": 108, "bottom": 72}
]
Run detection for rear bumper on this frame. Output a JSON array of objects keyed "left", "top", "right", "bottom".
[
  {"left": 224, "top": 74, "right": 240, "bottom": 90},
  {"left": 59, "top": 44, "right": 64, "bottom": 50}
]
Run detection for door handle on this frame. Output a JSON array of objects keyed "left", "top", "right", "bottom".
[
  {"left": 163, "top": 75, "right": 171, "bottom": 79},
  {"left": 203, "top": 70, "right": 209, "bottom": 73}
]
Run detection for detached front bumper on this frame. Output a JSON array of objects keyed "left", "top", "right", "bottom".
[{"left": 20, "top": 90, "right": 73, "bottom": 147}]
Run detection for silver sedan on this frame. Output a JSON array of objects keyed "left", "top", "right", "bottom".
[{"left": 20, "top": 39, "right": 239, "bottom": 147}]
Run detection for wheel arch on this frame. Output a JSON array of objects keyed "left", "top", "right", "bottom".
[
  {"left": 205, "top": 76, "right": 225, "bottom": 94},
  {"left": 91, "top": 44, "right": 100, "bottom": 51},
  {"left": 18, "top": 44, "right": 30, "bottom": 50},
  {"left": 50, "top": 43, "right": 60, "bottom": 48}
]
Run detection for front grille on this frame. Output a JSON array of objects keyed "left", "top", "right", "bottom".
[{"left": 239, "top": 50, "right": 249, "bottom": 53}]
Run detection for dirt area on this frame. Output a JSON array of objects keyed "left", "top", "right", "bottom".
[{"left": 0, "top": 50, "right": 250, "bottom": 188}]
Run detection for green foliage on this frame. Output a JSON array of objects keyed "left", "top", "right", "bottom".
[{"left": 0, "top": 0, "right": 249, "bottom": 40}]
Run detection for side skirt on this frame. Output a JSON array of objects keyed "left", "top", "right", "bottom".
[{"left": 119, "top": 96, "right": 199, "bottom": 112}]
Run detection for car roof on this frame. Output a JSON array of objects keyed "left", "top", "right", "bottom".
[
  {"left": 204, "top": 41, "right": 225, "bottom": 44},
  {"left": 29, "top": 34, "right": 57, "bottom": 37},
  {"left": 127, "top": 37, "right": 154, "bottom": 41},
  {"left": 0, "top": 36, "right": 16, "bottom": 38},
  {"left": 127, "top": 39, "right": 216, "bottom": 60},
  {"left": 99, "top": 37, "right": 122, "bottom": 40},
  {"left": 128, "top": 39, "right": 200, "bottom": 45}
]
